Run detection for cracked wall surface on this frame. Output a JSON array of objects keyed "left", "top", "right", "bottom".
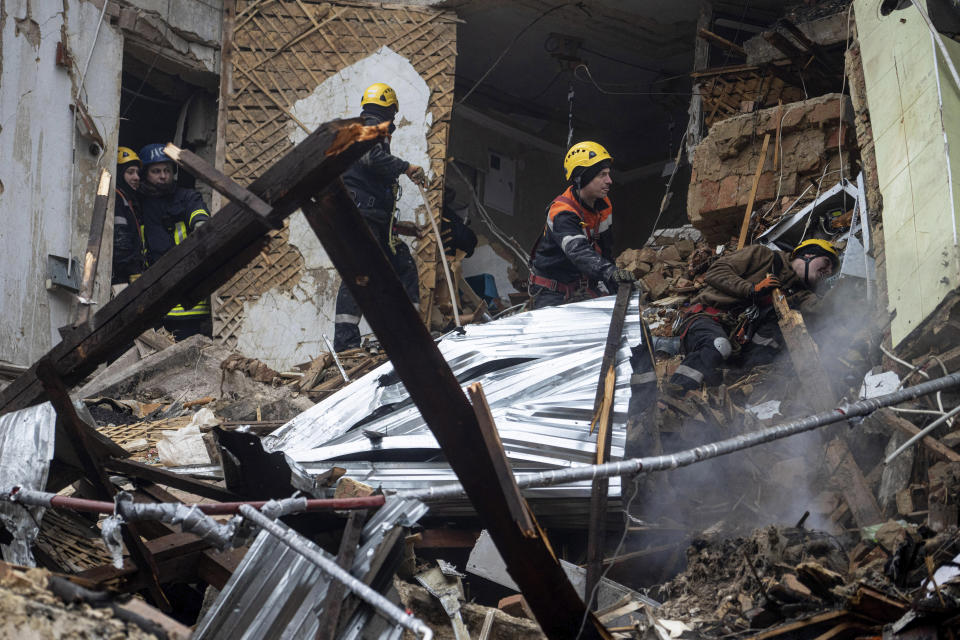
[{"left": 0, "top": 0, "right": 122, "bottom": 366}]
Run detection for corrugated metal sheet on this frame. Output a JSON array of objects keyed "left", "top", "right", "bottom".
[
  {"left": 263, "top": 295, "right": 642, "bottom": 513},
  {"left": 193, "top": 497, "right": 427, "bottom": 640},
  {"left": 0, "top": 402, "right": 57, "bottom": 565}
]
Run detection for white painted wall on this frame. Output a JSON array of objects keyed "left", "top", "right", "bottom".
[
  {"left": 0, "top": 0, "right": 122, "bottom": 366},
  {"left": 232, "top": 47, "right": 432, "bottom": 370}
]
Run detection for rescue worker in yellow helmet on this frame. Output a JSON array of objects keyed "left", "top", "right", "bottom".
[
  {"left": 112, "top": 147, "right": 145, "bottom": 286},
  {"left": 334, "top": 82, "right": 426, "bottom": 351},
  {"left": 528, "top": 141, "right": 635, "bottom": 309},
  {"left": 669, "top": 239, "right": 840, "bottom": 392},
  {"left": 138, "top": 143, "right": 212, "bottom": 340}
]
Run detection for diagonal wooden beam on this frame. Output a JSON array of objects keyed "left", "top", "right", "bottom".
[
  {"left": 300, "top": 182, "right": 609, "bottom": 640},
  {"left": 0, "top": 118, "right": 382, "bottom": 415}
]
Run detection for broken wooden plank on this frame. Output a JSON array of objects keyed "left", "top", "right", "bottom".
[
  {"left": 35, "top": 360, "right": 170, "bottom": 609},
  {"left": 865, "top": 408, "right": 960, "bottom": 463},
  {"left": 467, "top": 382, "right": 536, "bottom": 537},
  {"left": 316, "top": 511, "right": 365, "bottom": 640},
  {"left": 736, "top": 133, "right": 770, "bottom": 250},
  {"left": 587, "top": 282, "right": 633, "bottom": 603},
  {"left": 102, "top": 457, "right": 242, "bottom": 503},
  {"left": 300, "top": 181, "right": 607, "bottom": 640},
  {"left": 698, "top": 28, "right": 747, "bottom": 58},
  {"left": 163, "top": 142, "right": 280, "bottom": 229},
  {"left": 0, "top": 118, "right": 381, "bottom": 415},
  {"left": 74, "top": 169, "right": 113, "bottom": 327},
  {"left": 771, "top": 289, "right": 882, "bottom": 527}
]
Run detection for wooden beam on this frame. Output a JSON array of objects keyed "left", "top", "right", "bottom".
[
  {"left": 74, "top": 169, "right": 112, "bottom": 327},
  {"left": 35, "top": 360, "right": 170, "bottom": 609},
  {"left": 316, "top": 511, "right": 365, "bottom": 640},
  {"left": 771, "top": 290, "right": 882, "bottom": 527},
  {"left": 585, "top": 283, "right": 633, "bottom": 603},
  {"left": 737, "top": 134, "right": 770, "bottom": 250},
  {"left": 300, "top": 182, "right": 608, "bottom": 640},
  {"left": 0, "top": 118, "right": 381, "bottom": 415},
  {"left": 698, "top": 28, "right": 747, "bottom": 58},
  {"left": 163, "top": 143, "right": 280, "bottom": 229},
  {"left": 102, "top": 457, "right": 242, "bottom": 502}
]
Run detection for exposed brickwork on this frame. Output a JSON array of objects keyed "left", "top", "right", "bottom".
[{"left": 687, "top": 93, "right": 856, "bottom": 243}]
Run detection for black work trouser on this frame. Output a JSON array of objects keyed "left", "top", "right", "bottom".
[
  {"left": 670, "top": 314, "right": 781, "bottom": 391},
  {"left": 333, "top": 213, "right": 419, "bottom": 352},
  {"left": 528, "top": 284, "right": 568, "bottom": 310}
]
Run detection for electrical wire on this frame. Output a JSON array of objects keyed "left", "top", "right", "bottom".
[
  {"left": 457, "top": 2, "right": 574, "bottom": 106},
  {"left": 580, "top": 46, "right": 663, "bottom": 74},
  {"left": 574, "top": 64, "right": 697, "bottom": 96}
]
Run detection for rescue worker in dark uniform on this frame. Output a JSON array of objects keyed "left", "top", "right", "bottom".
[
  {"left": 529, "top": 141, "right": 635, "bottom": 309},
  {"left": 669, "top": 239, "right": 840, "bottom": 391},
  {"left": 137, "top": 143, "right": 212, "bottom": 341},
  {"left": 440, "top": 185, "right": 477, "bottom": 259},
  {"left": 111, "top": 147, "right": 145, "bottom": 286},
  {"left": 333, "top": 82, "right": 426, "bottom": 352}
]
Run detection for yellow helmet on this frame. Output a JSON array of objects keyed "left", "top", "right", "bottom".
[
  {"left": 563, "top": 141, "right": 612, "bottom": 181},
  {"left": 361, "top": 82, "right": 399, "bottom": 109},
  {"left": 117, "top": 146, "right": 140, "bottom": 167},
  {"left": 791, "top": 238, "right": 840, "bottom": 268}
]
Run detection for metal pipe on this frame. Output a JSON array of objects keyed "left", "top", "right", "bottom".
[
  {"left": 400, "top": 372, "right": 960, "bottom": 502},
  {"left": 885, "top": 403, "right": 960, "bottom": 463},
  {"left": 323, "top": 333, "right": 350, "bottom": 382},
  {"left": 6, "top": 488, "right": 386, "bottom": 516},
  {"left": 238, "top": 504, "right": 433, "bottom": 640},
  {"left": 418, "top": 184, "right": 461, "bottom": 328}
]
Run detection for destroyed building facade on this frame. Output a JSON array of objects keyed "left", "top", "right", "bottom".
[{"left": 3, "top": 0, "right": 960, "bottom": 639}]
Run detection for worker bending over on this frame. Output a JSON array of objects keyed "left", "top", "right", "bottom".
[
  {"left": 670, "top": 239, "right": 840, "bottom": 392},
  {"left": 333, "top": 82, "right": 426, "bottom": 352},
  {"left": 138, "top": 143, "right": 212, "bottom": 340},
  {"left": 528, "top": 141, "right": 635, "bottom": 309}
]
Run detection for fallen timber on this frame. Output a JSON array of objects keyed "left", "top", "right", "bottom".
[
  {"left": 0, "top": 119, "right": 382, "bottom": 416},
  {"left": 301, "top": 183, "right": 608, "bottom": 639}
]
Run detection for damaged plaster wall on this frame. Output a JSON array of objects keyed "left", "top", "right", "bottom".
[
  {"left": 0, "top": 0, "right": 122, "bottom": 366},
  {"left": 120, "top": 0, "right": 222, "bottom": 76},
  {"left": 231, "top": 46, "right": 432, "bottom": 370},
  {"left": 855, "top": 0, "right": 960, "bottom": 345}
]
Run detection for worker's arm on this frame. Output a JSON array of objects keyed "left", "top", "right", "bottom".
[
  {"left": 552, "top": 211, "right": 616, "bottom": 281},
  {"left": 184, "top": 191, "right": 210, "bottom": 231},
  {"left": 703, "top": 246, "right": 765, "bottom": 300},
  {"left": 358, "top": 141, "right": 409, "bottom": 181},
  {"left": 597, "top": 220, "right": 614, "bottom": 261}
]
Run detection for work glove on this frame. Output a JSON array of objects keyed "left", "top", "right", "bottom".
[
  {"left": 611, "top": 268, "right": 637, "bottom": 284},
  {"left": 753, "top": 274, "right": 781, "bottom": 294},
  {"left": 405, "top": 164, "right": 426, "bottom": 186}
]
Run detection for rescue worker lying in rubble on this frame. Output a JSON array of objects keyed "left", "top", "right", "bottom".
[
  {"left": 333, "top": 82, "right": 426, "bottom": 352},
  {"left": 528, "top": 141, "right": 636, "bottom": 309},
  {"left": 669, "top": 239, "right": 840, "bottom": 392}
]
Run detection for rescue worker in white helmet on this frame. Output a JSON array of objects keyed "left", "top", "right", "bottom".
[
  {"left": 137, "top": 143, "right": 212, "bottom": 341},
  {"left": 669, "top": 239, "right": 840, "bottom": 392},
  {"left": 112, "top": 146, "right": 145, "bottom": 286},
  {"left": 528, "top": 141, "right": 635, "bottom": 309},
  {"left": 334, "top": 82, "right": 426, "bottom": 351}
]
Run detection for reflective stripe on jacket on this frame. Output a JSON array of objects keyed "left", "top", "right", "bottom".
[{"left": 530, "top": 185, "right": 614, "bottom": 285}]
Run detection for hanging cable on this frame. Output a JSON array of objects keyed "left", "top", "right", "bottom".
[
  {"left": 566, "top": 81, "right": 576, "bottom": 148},
  {"left": 458, "top": 2, "right": 573, "bottom": 106},
  {"left": 574, "top": 64, "right": 697, "bottom": 96}
]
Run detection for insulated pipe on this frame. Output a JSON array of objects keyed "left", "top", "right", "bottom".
[
  {"left": 6, "top": 489, "right": 386, "bottom": 516},
  {"left": 238, "top": 504, "right": 433, "bottom": 640},
  {"left": 400, "top": 372, "right": 960, "bottom": 502},
  {"left": 418, "top": 184, "right": 461, "bottom": 328}
]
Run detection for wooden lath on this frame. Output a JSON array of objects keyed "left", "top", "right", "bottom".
[
  {"left": 700, "top": 68, "right": 804, "bottom": 128},
  {"left": 216, "top": 1, "right": 457, "bottom": 343}
]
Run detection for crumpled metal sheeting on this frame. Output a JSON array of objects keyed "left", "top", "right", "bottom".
[
  {"left": 0, "top": 402, "right": 57, "bottom": 566},
  {"left": 264, "top": 294, "right": 643, "bottom": 454},
  {"left": 193, "top": 497, "right": 427, "bottom": 640}
]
